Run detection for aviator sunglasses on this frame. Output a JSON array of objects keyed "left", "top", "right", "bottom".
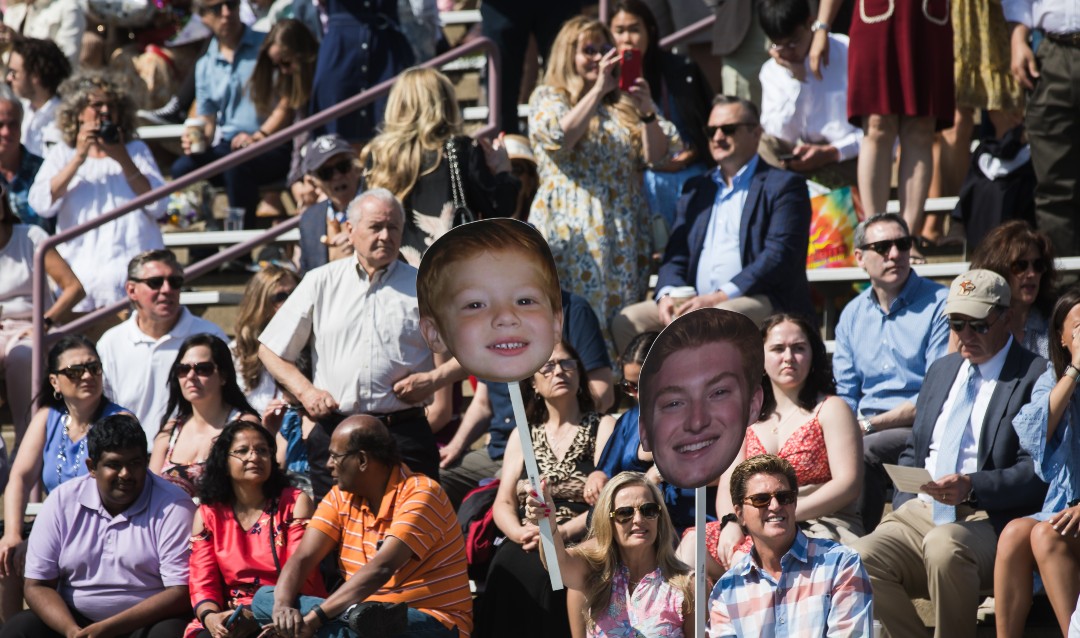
[
  {"left": 174, "top": 362, "right": 217, "bottom": 377},
  {"left": 742, "top": 489, "right": 798, "bottom": 508},
  {"left": 610, "top": 502, "right": 662, "bottom": 523}
]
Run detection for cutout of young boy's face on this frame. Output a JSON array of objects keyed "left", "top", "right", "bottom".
[{"left": 419, "top": 234, "right": 562, "bottom": 383}]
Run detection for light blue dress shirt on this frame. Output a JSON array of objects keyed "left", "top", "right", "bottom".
[
  {"left": 692, "top": 155, "right": 758, "bottom": 299},
  {"left": 195, "top": 26, "right": 265, "bottom": 143}
]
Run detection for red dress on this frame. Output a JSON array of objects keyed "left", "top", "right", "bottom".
[
  {"left": 847, "top": 0, "right": 955, "bottom": 130},
  {"left": 185, "top": 487, "right": 327, "bottom": 638}
]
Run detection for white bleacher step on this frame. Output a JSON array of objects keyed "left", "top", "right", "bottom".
[
  {"left": 440, "top": 9, "right": 480, "bottom": 25},
  {"left": 163, "top": 228, "right": 300, "bottom": 247},
  {"left": 179, "top": 291, "right": 242, "bottom": 306},
  {"left": 462, "top": 104, "right": 529, "bottom": 122}
]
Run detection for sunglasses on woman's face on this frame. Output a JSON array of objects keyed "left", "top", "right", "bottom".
[
  {"left": 1010, "top": 258, "right": 1047, "bottom": 275},
  {"left": 54, "top": 361, "right": 103, "bottom": 380},
  {"left": 175, "top": 362, "right": 217, "bottom": 377},
  {"left": 610, "top": 502, "right": 662, "bottom": 523},
  {"left": 581, "top": 43, "right": 613, "bottom": 57},
  {"left": 314, "top": 159, "right": 354, "bottom": 181},
  {"left": 271, "top": 290, "right": 293, "bottom": 304},
  {"left": 742, "top": 489, "right": 798, "bottom": 508}
]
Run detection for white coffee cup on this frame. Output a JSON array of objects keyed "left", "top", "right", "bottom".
[
  {"left": 669, "top": 286, "right": 697, "bottom": 314},
  {"left": 184, "top": 117, "right": 207, "bottom": 154}
]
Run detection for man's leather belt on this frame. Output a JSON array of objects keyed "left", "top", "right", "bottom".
[
  {"left": 370, "top": 407, "right": 426, "bottom": 427},
  {"left": 1046, "top": 31, "right": 1080, "bottom": 48}
]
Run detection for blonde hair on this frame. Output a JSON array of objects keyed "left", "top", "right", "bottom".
[
  {"left": 232, "top": 265, "right": 299, "bottom": 392},
  {"left": 571, "top": 472, "right": 693, "bottom": 628},
  {"left": 542, "top": 16, "right": 642, "bottom": 152},
  {"left": 360, "top": 67, "right": 464, "bottom": 201}
]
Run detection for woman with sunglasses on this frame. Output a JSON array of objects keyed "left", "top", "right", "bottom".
[
  {"left": 185, "top": 420, "right": 325, "bottom": 638},
  {"left": 27, "top": 70, "right": 167, "bottom": 313},
  {"left": 150, "top": 334, "right": 259, "bottom": 497},
  {"left": 0, "top": 336, "right": 129, "bottom": 622},
  {"left": 360, "top": 66, "right": 520, "bottom": 266},
  {"left": 529, "top": 16, "right": 679, "bottom": 357},
  {"left": 475, "top": 341, "right": 616, "bottom": 638},
  {"left": 994, "top": 286, "right": 1080, "bottom": 637},
  {"left": 968, "top": 220, "right": 1057, "bottom": 359},
  {"left": 683, "top": 313, "right": 862, "bottom": 581},
  {"left": 231, "top": 265, "right": 299, "bottom": 416},
  {"left": 524, "top": 471, "right": 693, "bottom": 637}
]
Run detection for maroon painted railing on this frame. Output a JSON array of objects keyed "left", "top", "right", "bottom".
[{"left": 30, "top": 36, "right": 501, "bottom": 403}]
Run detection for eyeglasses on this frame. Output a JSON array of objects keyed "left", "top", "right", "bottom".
[
  {"left": 538, "top": 358, "right": 578, "bottom": 376},
  {"left": 130, "top": 275, "right": 184, "bottom": 290},
  {"left": 620, "top": 379, "right": 638, "bottom": 396},
  {"left": 610, "top": 502, "right": 662, "bottom": 523},
  {"left": 1010, "top": 258, "right": 1048, "bottom": 275},
  {"left": 271, "top": 290, "right": 293, "bottom": 304},
  {"left": 229, "top": 446, "right": 272, "bottom": 460},
  {"left": 202, "top": 0, "right": 239, "bottom": 15},
  {"left": 175, "top": 362, "right": 217, "bottom": 377},
  {"left": 54, "top": 361, "right": 103, "bottom": 380},
  {"left": 948, "top": 310, "right": 1003, "bottom": 335},
  {"left": 705, "top": 122, "right": 757, "bottom": 138},
  {"left": 742, "top": 489, "right": 798, "bottom": 508},
  {"left": 859, "top": 236, "right": 914, "bottom": 256},
  {"left": 314, "top": 158, "right": 354, "bottom": 181},
  {"left": 328, "top": 449, "right": 360, "bottom": 463},
  {"left": 581, "top": 43, "right": 613, "bottom": 57}
]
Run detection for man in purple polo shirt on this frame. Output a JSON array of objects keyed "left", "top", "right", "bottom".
[{"left": 1, "top": 414, "right": 196, "bottom": 638}]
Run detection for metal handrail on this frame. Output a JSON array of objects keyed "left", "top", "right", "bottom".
[
  {"left": 30, "top": 36, "right": 502, "bottom": 403},
  {"left": 658, "top": 14, "right": 716, "bottom": 50}
]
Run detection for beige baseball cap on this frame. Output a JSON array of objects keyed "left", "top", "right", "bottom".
[{"left": 943, "top": 269, "right": 1012, "bottom": 319}]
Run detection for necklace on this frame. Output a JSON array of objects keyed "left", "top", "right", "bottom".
[
  {"left": 545, "top": 423, "right": 577, "bottom": 458},
  {"left": 57, "top": 413, "right": 89, "bottom": 485}
]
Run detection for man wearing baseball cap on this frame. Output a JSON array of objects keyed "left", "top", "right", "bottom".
[
  {"left": 851, "top": 269, "right": 1049, "bottom": 638},
  {"left": 297, "top": 134, "right": 361, "bottom": 274}
]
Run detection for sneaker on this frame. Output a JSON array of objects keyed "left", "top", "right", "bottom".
[
  {"left": 342, "top": 601, "right": 408, "bottom": 638},
  {"left": 138, "top": 97, "right": 184, "bottom": 125}
]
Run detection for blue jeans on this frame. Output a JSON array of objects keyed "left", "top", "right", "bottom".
[{"left": 251, "top": 587, "right": 458, "bottom": 638}]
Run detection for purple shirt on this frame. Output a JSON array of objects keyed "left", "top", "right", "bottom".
[{"left": 25, "top": 472, "right": 196, "bottom": 622}]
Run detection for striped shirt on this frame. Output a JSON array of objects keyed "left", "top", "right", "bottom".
[
  {"left": 708, "top": 532, "right": 873, "bottom": 638},
  {"left": 310, "top": 465, "right": 472, "bottom": 636}
]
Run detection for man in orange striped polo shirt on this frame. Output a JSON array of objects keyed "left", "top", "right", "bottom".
[{"left": 252, "top": 415, "right": 472, "bottom": 637}]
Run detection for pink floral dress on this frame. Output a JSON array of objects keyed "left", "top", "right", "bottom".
[{"left": 586, "top": 565, "right": 686, "bottom": 637}]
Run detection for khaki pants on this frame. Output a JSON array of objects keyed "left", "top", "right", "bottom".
[
  {"left": 610, "top": 295, "right": 773, "bottom": 357},
  {"left": 851, "top": 499, "right": 996, "bottom": 638}
]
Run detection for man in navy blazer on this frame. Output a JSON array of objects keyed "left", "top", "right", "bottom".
[
  {"left": 611, "top": 95, "right": 813, "bottom": 355},
  {"left": 851, "top": 269, "right": 1048, "bottom": 638}
]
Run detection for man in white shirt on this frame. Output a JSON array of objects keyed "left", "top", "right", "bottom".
[
  {"left": 7, "top": 38, "right": 69, "bottom": 158},
  {"left": 1004, "top": 0, "right": 1080, "bottom": 256},
  {"left": 259, "top": 188, "right": 441, "bottom": 480},
  {"left": 97, "top": 250, "right": 228, "bottom": 446},
  {"left": 756, "top": 0, "right": 860, "bottom": 188}
]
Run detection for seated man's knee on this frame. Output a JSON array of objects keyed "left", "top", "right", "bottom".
[{"left": 922, "top": 526, "right": 974, "bottom": 569}]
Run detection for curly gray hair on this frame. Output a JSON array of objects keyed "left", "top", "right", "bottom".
[{"left": 55, "top": 70, "right": 137, "bottom": 148}]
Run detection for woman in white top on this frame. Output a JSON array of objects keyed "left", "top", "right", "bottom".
[{"left": 28, "top": 70, "right": 167, "bottom": 313}]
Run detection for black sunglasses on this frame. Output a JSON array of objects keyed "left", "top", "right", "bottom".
[
  {"left": 175, "top": 362, "right": 217, "bottom": 377},
  {"left": 271, "top": 290, "right": 293, "bottom": 304},
  {"left": 202, "top": 0, "right": 239, "bottom": 15},
  {"left": 314, "top": 158, "right": 354, "bottom": 182},
  {"left": 131, "top": 275, "right": 184, "bottom": 290},
  {"left": 1010, "top": 258, "right": 1048, "bottom": 275},
  {"left": 705, "top": 122, "right": 757, "bottom": 138},
  {"left": 54, "top": 361, "right": 103, "bottom": 380},
  {"left": 948, "top": 310, "right": 1002, "bottom": 335},
  {"left": 538, "top": 358, "right": 578, "bottom": 376},
  {"left": 582, "top": 43, "right": 613, "bottom": 57},
  {"left": 742, "top": 489, "right": 798, "bottom": 508},
  {"left": 859, "top": 237, "right": 914, "bottom": 256},
  {"left": 610, "top": 502, "right": 662, "bottom": 523}
]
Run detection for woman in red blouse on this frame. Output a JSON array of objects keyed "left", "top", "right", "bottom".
[{"left": 186, "top": 421, "right": 325, "bottom": 638}]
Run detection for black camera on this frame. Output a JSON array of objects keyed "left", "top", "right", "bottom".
[{"left": 98, "top": 120, "right": 120, "bottom": 145}]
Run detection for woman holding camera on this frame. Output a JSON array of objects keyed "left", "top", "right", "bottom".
[{"left": 28, "top": 70, "right": 167, "bottom": 313}]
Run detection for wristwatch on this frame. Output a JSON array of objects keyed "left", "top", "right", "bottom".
[
  {"left": 859, "top": 417, "right": 875, "bottom": 434},
  {"left": 1065, "top": 364, "right": 1080, "bottom": 382},
  {"left": 810, "top": 20, "right": 830, "bottom": 33}
]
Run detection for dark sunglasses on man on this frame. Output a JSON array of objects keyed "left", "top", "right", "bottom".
[
  {"left": 130, "top": 275, "right": 184, "bottom": 290},
  {"left": 859, "top": 236, "right": 914, "bottom": 257},
  {"left": 315, "top": 159, "right": 354, "bottom": 182},
  {"left": 202, "top": 0, "right": 239, "bottom": 15}
]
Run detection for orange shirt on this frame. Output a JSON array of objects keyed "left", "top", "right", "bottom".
[{"left": 310, "top": 465, "right": 473, "bottom": 636}]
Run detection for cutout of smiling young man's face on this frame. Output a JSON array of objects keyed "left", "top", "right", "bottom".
[
  {"left": 418, "top": 220, "right": 563, "bottom": 383},
  {"left": 638, "top": 309, "right": 763, "bottom": 489}
]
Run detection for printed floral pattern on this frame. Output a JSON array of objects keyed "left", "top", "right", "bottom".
[{"left": 587, "top": 565, "right": 686, "bottom": 637}]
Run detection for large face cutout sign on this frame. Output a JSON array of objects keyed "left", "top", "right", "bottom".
[
  {"left": 417, "top": 218, "right": 564, "bottom": 383},
  {"left": 638, "top": 308, "right": 764, "bottom": 489}
]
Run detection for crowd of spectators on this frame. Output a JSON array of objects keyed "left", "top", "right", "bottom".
[{"left": 2, "top": 0, "right": 1080, "bottom": 636}]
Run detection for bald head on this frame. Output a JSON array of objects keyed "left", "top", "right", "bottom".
[{"left": 333, "top": 415, "right": 402, "bottom": 466}]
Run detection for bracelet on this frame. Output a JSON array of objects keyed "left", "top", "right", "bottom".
[
  {"left": 258, "top": 129, "right": 270, "bottom": 137},
  {"left": 311, "top": 604, "right": 330, "bottom": 625},
  {"left": 198, "top": 606, "right": 218, "bottom": 625},
  {"left": 810, "top": 20, "right": 830, "bottom": 33},
  {"left": 1065, "top": 364, "right": 1080, "bottom": 382},
  {"left": 640, "top": 112, "right": 657, "bottom": 124}
]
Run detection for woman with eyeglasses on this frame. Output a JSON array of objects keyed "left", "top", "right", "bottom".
[
  {"left": 0, "top": 336, "right": 130, "bottom": 622},
  {"left": 185, "top": 420, "right": 325, "bottom": 638},
  {"left": 360, "top": 66, "right": 520, "bottom": 266},
  {"left": 150, "top": 334, "right": 259, "bottom": 497},
  {"left": 475, "top": 341, "right": 616, "bottom": 638},
  {"left": 27, "top": 70, "right": 167, "bottom": 313},
  {"left": 529, "top": 16, "right": 680, "bottom": 357},
  {"left": 231, "top": 265, "right": 299, "bottom": 417},
  {"left": 0, "top": 185, "right": 83, "bottom": 445},
  {"left": 994, "top": 286, "right": 1080, "bottom": 637},
  {"left": 680, "top": 313, "right": 863, "bottom": 581},
  {"left": 968, "top": 220, "right": 1057, "bottom": 359},
  {"left": 524, "top": 471, "right": 693, "bottom": 637}
]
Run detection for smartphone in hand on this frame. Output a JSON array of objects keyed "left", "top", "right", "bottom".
[{"left": 619, "top": 48, "right": 643, "bottom": 91}]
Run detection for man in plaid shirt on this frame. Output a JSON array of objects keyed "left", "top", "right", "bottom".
[{"left": 708, "top": 454, "right": 874, "bottom": 637}]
